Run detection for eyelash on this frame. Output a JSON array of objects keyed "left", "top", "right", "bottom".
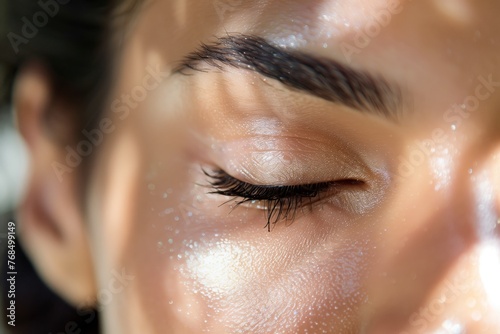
[{"left": 204, "top": 169, "right": 361, "bottom": 231}]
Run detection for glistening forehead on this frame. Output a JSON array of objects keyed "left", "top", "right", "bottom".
[{"left": 243, "top": 0, "right": 404, "bottom": 45}]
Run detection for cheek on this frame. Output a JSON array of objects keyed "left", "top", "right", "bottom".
[
  {"left": 127, "top": 160, "right": 373, "bottom": 333},
  {"left": 178, "top": 234, "right": 369, "bottom": 333}
]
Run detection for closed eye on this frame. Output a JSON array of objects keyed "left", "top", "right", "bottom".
[{"left": 204, "top": 168, "right": 364, "bottom": 231}]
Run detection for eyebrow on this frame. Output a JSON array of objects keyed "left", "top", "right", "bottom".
[{"left": 175, "top": 34, "right": 403, "bottom": 120}]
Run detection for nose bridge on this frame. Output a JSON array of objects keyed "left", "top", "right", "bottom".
[
  {"left": 445, "top": 145, "right": 500, "bottom": 243},
  {"left": 430, "top": 135, "right": 500, "bottom": 245},
  {"left": 365, "top": 144, "right": 500, "bottom": 333},
  {"left": 460, "top": 137, "right": 500, "bottom": 242},
  {"left": 471, "top": 143, "right": 500, "bottom": 314},
  {"left": 403, "top": 143, "right": 500, "bottom": 332},
  {"left": 469, "top": 166, "right": 499, "bottom": 241}
]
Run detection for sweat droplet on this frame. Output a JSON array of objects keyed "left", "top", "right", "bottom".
[
  {"left": 157, "top": 241, "right": 167, "bottom": 254},
  {"left": 451, "top": 124, "right": 457, "bottom": 131},
  {"left": 158, "top": 208, "right": 174, "bottom": 217}
]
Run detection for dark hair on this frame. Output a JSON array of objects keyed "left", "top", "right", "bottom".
[
  {"left": 0, "top": 0, "right": 140, "bottom": 332},
  {"left": 1, "top": 1, "right": 110, "bottom": 122}
]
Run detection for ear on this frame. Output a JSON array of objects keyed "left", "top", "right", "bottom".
[{"left": 13, "top": 62, "right": 97, "bottom": 307}]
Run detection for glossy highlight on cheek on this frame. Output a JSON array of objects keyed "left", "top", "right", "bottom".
[
  {"left": 181, "top": 238, "right": 258, "bottom": 299},
  {"left": 172, "top": 218, "right": 371, "bottom": 333}
]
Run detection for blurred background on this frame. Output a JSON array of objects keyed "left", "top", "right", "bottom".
[
  {"left": 0, "top": 0, "right": 28, "bottom": 218},
  {"left": 0, "top": 108, "right": 29, "bottom": 221},
  {"left": 0, "top": 0, "right": 77, "bottom": 334},
  {"left": 0, "top": 1, "right": 103, "bottom": 332},
  {"left": 0, "top": 107, "right": 28, "bottom": 334},
  {"left": 1, "top": 1, "right": 30, "bottom": 333}
]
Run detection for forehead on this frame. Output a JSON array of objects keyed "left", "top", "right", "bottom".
[
  {"left": 131, "top": 0, "right": 500, "bottom": 79},
  {"left": 122, "top": 0, "right": 500, "bottom": 123},
  {"left": 135, "top": 0, "right": 500, "bottom": 47}
]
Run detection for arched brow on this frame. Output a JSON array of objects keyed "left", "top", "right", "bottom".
[{"left": 175, "top": 34, "right": 404, "bottom": 120}]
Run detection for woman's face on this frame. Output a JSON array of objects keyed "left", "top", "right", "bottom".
[{"left": 86, "top": 0, "right": 500, "bottom": 332}]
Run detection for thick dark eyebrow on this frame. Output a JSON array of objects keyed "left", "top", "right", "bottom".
[{"left": 175, "top": 34, "right": 403, "bottom": 119}]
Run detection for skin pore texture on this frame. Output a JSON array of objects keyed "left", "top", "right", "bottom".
[{"left": 16, "top": 0, "right": 500, "bottom": 333}]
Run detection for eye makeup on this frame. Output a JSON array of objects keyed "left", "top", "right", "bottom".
[{"left": 205, "top": 168, "right": 364, "bottom": 231}]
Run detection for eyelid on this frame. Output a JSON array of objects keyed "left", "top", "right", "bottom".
[
  {"left": 212, "top": 136, "right": 372, "bottom": 186},
  {"left": 206, "top": 168, "right": 336, "bottom": 200}
]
